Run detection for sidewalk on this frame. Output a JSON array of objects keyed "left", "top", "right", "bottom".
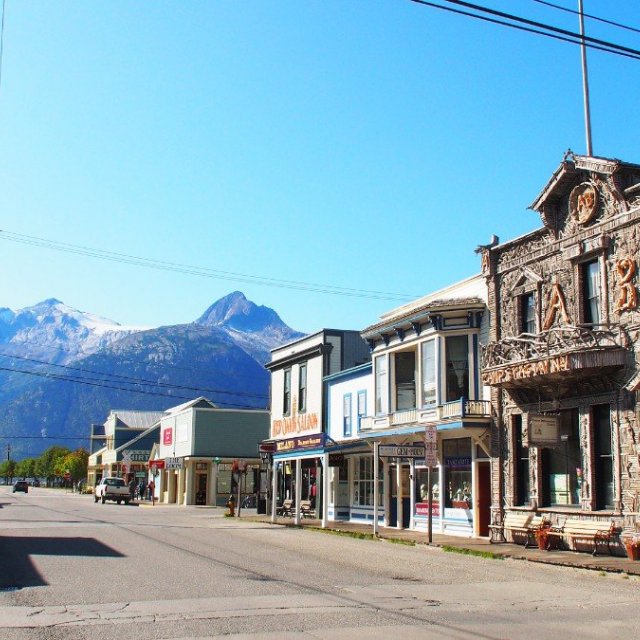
[{"left": 245, "top": 513, "right": 640, "bottom": 576}]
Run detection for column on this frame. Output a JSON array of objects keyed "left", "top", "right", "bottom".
[
  {"left": 294, "top": 458, "right": 302, "bottom": 525},
  {"left": 167, "top": 470, "right": 175, "bottom": 503},
  {"left": 185, "top": 462, "right": 195, "bottom": 506},
  {"left": 396, "top": 463, "right": 402, "bottom": 528},
  {"left": 177, "top": 468, "right": 185, "bottom": 505},
  {"left": 409, "top": 458, "right": 415, "bottom": 530},
  {"left": 321, "top": 453, "right": 329, "bottom": 528},
  {"left": 271, "top": 460, "right": 278, "bottom": 523},
  {"left": 209, "top": 461, "right": 218, "bottom": 507}
]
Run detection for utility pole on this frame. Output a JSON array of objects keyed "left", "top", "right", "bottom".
[{"left": 578, "top": 0, "right": 593, "bottom": 156}]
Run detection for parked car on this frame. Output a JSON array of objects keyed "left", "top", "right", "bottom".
[
  {"left": 94, "top": 477, "right": 130, "bottom": 504},
  {"left": 12, "top": 481, "right": 29, "bottom": 493}
]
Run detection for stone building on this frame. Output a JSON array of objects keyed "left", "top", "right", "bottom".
[{"left": 480, "top": 152, "right": 640, "bottom": 546}]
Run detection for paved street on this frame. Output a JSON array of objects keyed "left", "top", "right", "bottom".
[{"left": 1, "top": 487, "right": 639, "bottom": 639}]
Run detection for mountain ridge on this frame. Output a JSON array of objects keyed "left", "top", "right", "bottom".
[{"left": 0, "top": 292, "right": 304, "bottom": 458}]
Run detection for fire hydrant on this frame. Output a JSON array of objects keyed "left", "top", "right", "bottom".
[{"left": 226, "top": 495, "right": 235, "bottom": 517}]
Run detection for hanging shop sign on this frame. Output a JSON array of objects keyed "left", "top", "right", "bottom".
[
  {"left": 149, "top": 459, "right": 165, "bottom": 471},
  {"left": 165, "top": 457, "right": 184, "bottom": 470},
  {"left": 163, "top": 428, "right": 173, "bottom": 446},
  {"left": 525, "top": 413, "right": 560, "bottom": 446},
  {"left": 378, "top": 445, "right": 425, "bottom": 458},
  {"left": 329, "top": 453, "right": 345, "bottom": 467},
  {"left": 275, "top": 433, "right": 326, "bottom": 453}
]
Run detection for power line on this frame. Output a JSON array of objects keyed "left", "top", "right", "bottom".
[
  {"left": 0, "top": 364, "right": 262, "bottom": 409},
  {"left": 0, "top": 325, "right": 272, "bottom": 386},
  {"left": 0, "top": 351, "right": 270, "bottom": 400},
  {"left": 531, "top": 0, "right": 640, "bottom": 35},
  {"left": 409, "top": 0, "right": 640, "bottom": 61},
  {"left": 0, "top": 230, "right": 418, "bottom": 302}
]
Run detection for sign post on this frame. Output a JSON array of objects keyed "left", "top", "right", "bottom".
[{"left": 424, "top": 426, "right": 438, "bottom": 544}]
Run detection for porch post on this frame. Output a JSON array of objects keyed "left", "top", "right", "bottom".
[
  {"left": 294, "top": 458, "right": 302, "bottom": 525},
  {"left": 271, "top": 460, "right": 278, "bottom": 523},
  {"left": 373, "top": 442, "right": 379, "bottom": 536},
  {"left": 396, "top": 463, "right": 402, "bottom": 528},
  {"left": 322, "top": 453, "right": 329, "bottom": 528},
  {"left": 409, "top": 458, "right": 416, "bottom": 530}
]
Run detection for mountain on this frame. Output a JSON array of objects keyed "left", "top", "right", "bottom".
[
  {"left": 196, "top": 291, "right": 304, "bottom": 364},
  {"left": 0, "top": 293, "right": 304, "bottom": 458},
  {"left": 0, "top": 298, "right": 142, "bottom": 365}
]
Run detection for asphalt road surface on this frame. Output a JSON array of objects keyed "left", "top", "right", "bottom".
[{"left": 1, "top": 487, "right": 639, "bottom": 639}]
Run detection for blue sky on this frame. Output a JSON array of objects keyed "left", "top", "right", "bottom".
[{"left": 1, "top": 1, "right": 638, "bottom": 333}]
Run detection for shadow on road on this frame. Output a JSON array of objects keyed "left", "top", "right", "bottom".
[{"left": 0, "top": 537, "right": 125, "bottom": 589}]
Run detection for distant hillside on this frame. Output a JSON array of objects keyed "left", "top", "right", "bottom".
[{"left": 0, "top": 292, "right": 304, "bottom": 458}]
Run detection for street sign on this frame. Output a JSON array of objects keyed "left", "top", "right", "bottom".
[
  {"left": 424, "top": 426, "right": 439, "bottom": 467},
  {"left": 378, "top": 445, "right": 425, "bottom": 458}
]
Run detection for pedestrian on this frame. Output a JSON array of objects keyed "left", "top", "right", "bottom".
[
  {"left": 139, "top": 480, "right": 147, "bottom": 501},
  {"left": 128, "top": 478, "right": 135, "bottom": 501},
  {"left": 148, "top": 479, "right": 155, "bottom": 502}
]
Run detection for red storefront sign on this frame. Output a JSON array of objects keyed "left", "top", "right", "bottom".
[
  {"left": 415, "top": 501, "right": 440, "bottom": 517},
  {"left": 149, "top": 460, "right": 165, "bottom": 471},
  {"left": 163, "top": 427, "right": 173, "bottom": 446}
]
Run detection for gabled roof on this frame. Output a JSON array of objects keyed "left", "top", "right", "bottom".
[
  {"left": 164, "top": 397, "right": 217, "bottom": 415},
  {"left": 529, "top": 153, "right": 640, "bottom": 213},
  {"left": 109, "top": 410, "right": 165, "bottom": 430}
]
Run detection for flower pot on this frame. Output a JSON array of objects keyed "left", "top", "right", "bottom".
[
  {"left": 535, "top": 529, "right": 550, "bottom": 551},
  {"left": 625, "top": 544, "right": 640, "bottom": 561}
]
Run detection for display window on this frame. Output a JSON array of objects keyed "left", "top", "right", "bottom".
[{"left": 443, "top": 438, "right": 472, "bottom": 509}]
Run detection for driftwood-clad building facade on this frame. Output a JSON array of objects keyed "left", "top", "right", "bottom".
[{"left": 480, "top": 153, "right": 640, "bottom": 545}]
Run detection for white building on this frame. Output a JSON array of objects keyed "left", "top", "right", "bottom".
[
  {"left": 265, "top": 330, "right": 370, "bottom": 524},
  {"left": 350, "top": 274, "right": 492, "bottom": 537}
]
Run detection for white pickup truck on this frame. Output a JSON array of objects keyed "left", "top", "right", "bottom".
[{"left": 94, "top": 477, "right": 131, "bottom": 504}]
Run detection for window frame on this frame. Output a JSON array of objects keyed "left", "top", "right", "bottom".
[
  {"left": 298, "top": 363, "right": 307, "bottom": 413},
  {"left": 343, "top": 393, "right": 352, "bottom": 437},
  {"left": 520, "top": 291, "right": 537, "bottom": 335},
  {"left": 357, "top": 390, "right": 367, "bottom": 431},
  {"left": 283, "top": 368, "right": 292, "bottom": 416},
  {"left": 581, "top": 258, "right": 603, "bottom": 326},
  {"left": 420, "top": 339, "right": 437, "bottom": 407}
]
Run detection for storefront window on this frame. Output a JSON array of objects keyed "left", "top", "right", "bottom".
[
  {"left": 414, "top": 467, "right": 440, "bottom": 518},
  {"left": 353, "top": 456, "right": 383, "bottom": 507},
  {"left": 443, "top": 438, "right": 472, "bottom": 508},
  {"left": 541, "top": 409, "right": 581, "bottom": 507}
]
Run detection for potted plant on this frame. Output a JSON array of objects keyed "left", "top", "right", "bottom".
[{"left": 623, "top": 534, "right": 640, "bottom": 561}]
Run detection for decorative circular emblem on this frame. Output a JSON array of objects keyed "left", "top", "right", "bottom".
[{"left": 569, "top": 182, "right": 599, "bottom": 225}]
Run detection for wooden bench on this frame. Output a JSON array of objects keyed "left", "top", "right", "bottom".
[
  {"left": 546, "top": 518, "right": 618, "bottom": 556},
  {"left": 300, "top": 500, "right": 315, "bottom": 519},
  {"left": 502, "top": 512, "right": 547, "bottom": 548},
  {"left": 276, "top": 499, "right": 293, "bottom": 517}
]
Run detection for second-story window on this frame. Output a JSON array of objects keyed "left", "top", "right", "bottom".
[
  {"left": 283, "top": 369, "right": 292, "bottom": 415},
  {"left": 395, "top": 351, "right": 416, "bottom": 411},
  {"left": 357, "top": 390, "right": 366, "bottom": 430},
  {"left": 421, "top": 340, "right": 436, "bottom": 406},
  {"left": 375, "top": 355, "right": 388, "bottom": 415},
  {"left": 582, "top": 259, "right": 601, "bottom": 325},
  {"left": 298, "top": 363, "right": 307, "bottom": 412},
  {"left": 521, "top": 292, "right": 536, "bottom": 334},
  {"left": 343, "top": 393, "right": 352, "bottom": 436},
  {"left": 445, "top": 335, "right": 469, "bottom": 402}
]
